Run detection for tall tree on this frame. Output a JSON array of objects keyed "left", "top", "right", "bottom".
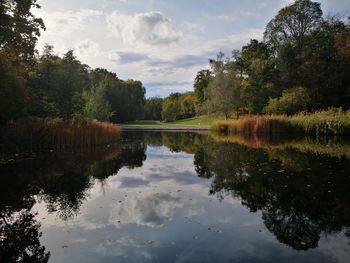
[
  {"left": 264, "top": 0, "right": 323, "bottom": 47},
  {"left": 193, "top": 69, "right": 211, "bottom": 113},
  {"left": 208, "top": 53, "right": 242, "bottom": 119}
]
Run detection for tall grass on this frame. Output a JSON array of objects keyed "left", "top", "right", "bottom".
[
  {"left": 212, "top": 108, "right": 350, "bottom": 136},
  {"left": 1, "top": 117, "right": 122, "bottom": 152}
]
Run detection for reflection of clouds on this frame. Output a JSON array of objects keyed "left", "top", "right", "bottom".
[
  {"left": 118, "top": 177, "right": 150, "bottom": 188},
  {"left": 94, "top": 236, "right": 153, "bottom": 259},
  {"left": 110, "top": 193, "right": 182, "bottom": 227}
]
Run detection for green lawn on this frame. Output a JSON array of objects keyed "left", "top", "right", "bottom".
[{"left": 121, "top": 115, "right": 222, "bottom": 128}]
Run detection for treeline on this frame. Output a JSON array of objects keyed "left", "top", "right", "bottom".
[
  {"left": 144, "top": 92, "right": 196, "bottom": 122},
  {"left": 0, "top": 1, "right": 146, "bottom": 125},
  {"left": 193, "top": 0, "right": 350, "bottom": 118},
  {"left": 1, "top": 45, "right": 146, "bottom": 124}
]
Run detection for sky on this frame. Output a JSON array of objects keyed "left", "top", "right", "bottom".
[{"left": 35, "top": 0, "right": 350, "bottom": 98}]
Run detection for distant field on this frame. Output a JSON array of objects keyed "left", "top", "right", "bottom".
[{"left": 121, "top": 115, "right": 222, "bottom": 129}]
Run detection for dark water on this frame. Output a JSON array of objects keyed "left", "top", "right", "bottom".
[{"left": 1, "top": 131, "right": 350, "bottom": 263}]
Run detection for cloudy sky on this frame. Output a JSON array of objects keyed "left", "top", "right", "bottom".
[{"left": 35, "top": 0, "right": 350, "bottom": 97}]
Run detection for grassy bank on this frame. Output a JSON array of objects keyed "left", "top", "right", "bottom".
[
  {"left": 1, "top": 118, "right": 122, "bottom": 152},
  {"left": 212, "top": 108, "right": 350, "bottom": 136}
]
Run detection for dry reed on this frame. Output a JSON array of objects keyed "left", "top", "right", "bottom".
[
  {"left": 212, "top": 108, "right": 350, "bottom": 136},
  {"left": 2, "top": 117, "right": 122, "bottom": 151}
]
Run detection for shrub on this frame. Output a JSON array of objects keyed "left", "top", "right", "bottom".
[{"left": 264, "top": 87, "right": 310, "bottom": 115}]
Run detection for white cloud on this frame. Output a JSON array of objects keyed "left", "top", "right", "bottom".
[
  {"left": 40, "top": 9, "right": 103, "bottom": 37},
  {"left": 184, "top": 22, "right": 205, "bottom": 34},
  {"left": 74, "top": 39, "right": 100, "bottom": 58},
  {"left": 106, "top": 11, "right": 182, "bottom": 46}
]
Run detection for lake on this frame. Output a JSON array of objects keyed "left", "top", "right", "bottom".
[{"left": 1, "top": 131, "right": 350, "bottom": 263}]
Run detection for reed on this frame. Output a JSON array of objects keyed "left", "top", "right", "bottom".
[
  {"left": 212, "top": 108, "right": 350, "bottom": 136},
  {"left": 212, "top": 115, "right": 291, "bottom": 134},
  {"left": 1, "top": 117, "right": 122, "bottom": 152}
]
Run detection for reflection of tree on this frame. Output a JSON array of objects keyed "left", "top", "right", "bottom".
[
  {"left": 263, "top": 208, "right": 320, "bottom": 250},
  {"left": 38, "top": 166, "right": 93, "bottom": 220},
  {"left": 38, "top": 139, "right": 147, "bottom": 219},
  {"left": 193, "top": 136, "right": 350, "bottom": 250},
  {"left": 0, "top": 210, "right": 50, "bottom": 262},
  {"left": 118, "top": 139, "right": 147, "bottom": 169},
  {"left": 0, "top": 138, "right": 147, "bottom": 223}
]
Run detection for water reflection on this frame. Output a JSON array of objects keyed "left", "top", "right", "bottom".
[
  {"left": 143, "top": 132, "right": 350, "bottom": 251},
  {"left": 0, "top": 209, "right": 50, "bottom": 262},
  {"left": 0, "top": 132, "right": 350, "bottom": 262},
  {"left": 112, "top": 193, "right": 181, "bottom": 227}
]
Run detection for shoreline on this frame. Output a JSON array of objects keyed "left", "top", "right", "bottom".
[{"left": 120, "top": 125, "right": 210, "bottom": 131}]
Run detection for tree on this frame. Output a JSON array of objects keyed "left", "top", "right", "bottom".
[
  {"left": 86, "top": 67, "right": 147, "bottom": 123},
  {"left": 144, "top": 97, "right": 163, "bottom": 120},
  {"left": 235, "top": 39, "right": 276, "bottom": 114},
  {"left": 30, "top": 49, "right": 90, "bottom": 119},
  {"left": 0, "top": 0, "right": 45, "bottom": 62},
  {"left": 264, "top": 0, "right": 323, "bottom": 47},
  {"left": 0, "top": 49, "right": 28, "bottom": 123},
  {"left": 162, "top": 93, "right": 181, "bottom": 122},
  {"left": 193, "top": 69, "right": 211, "bottom": 113},
  {"left": 161, "top": 92, "right": 196, "bottom": 122},
  {"left": 208, "top": 53, "right": 242, "bottom": 119},
  {"left": 76, "top": 80, "right": 114, "bottom": 122}
]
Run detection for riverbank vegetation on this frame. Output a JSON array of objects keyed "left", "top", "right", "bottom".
[
  {"left": 212, "top": 108, "right": 350, "bottom": 135},
  {"left": 1, "top": 118, "right": 121, "bottom": 153}
]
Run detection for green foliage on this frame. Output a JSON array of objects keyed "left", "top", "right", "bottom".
[
  {"left": 30, "top": 48, "right": 90, "bottom": 119},
  {"left": 107, "top": 79, "right": 146, "bottom": 122},
  {"left": 90, "top": 68, "right": 146, "bottom": 122},
  {"left": 0, "top": 0, "right": 45, "bottom": 62},
  {"left": 0, "top": 50, "right": 28, "bottom": 123},
  {"left": 74, "top": 81, "right": 114, "bottom": 122},
  {"left": 193, "top": 70, "right": 211, "bottom": 113},
  {"left": 264, "top": 87, "right": 310, "bottom": 115},
  {"left": 207, "top": 53, "right": 242, "bottom": 119},
  {"left": 144, "top": 97, "right": 163, "bottom": 120}
]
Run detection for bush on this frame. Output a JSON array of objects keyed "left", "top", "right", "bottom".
[{"left": 264, "top": 87, "right": 310, "bottom": 115}]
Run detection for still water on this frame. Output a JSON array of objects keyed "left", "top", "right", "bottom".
[{"left": 1, "top": 131, "right": 350, "bottom": 263}]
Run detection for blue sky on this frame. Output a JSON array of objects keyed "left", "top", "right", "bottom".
[{"left": 35, "top": 0, "right": 350, "bottom": 97}]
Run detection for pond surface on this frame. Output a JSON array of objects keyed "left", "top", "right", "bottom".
[{"left": 1, "top": 131, "right": 350, "bottom": 263}]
